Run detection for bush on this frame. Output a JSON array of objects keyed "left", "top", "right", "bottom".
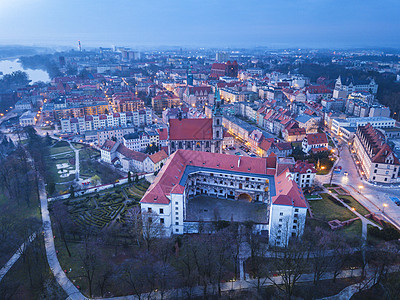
[
  {"left": 327, "top": 195, "right": 344, "bottom": 207},
  {"left": 369, "top": 226, "right": 400, "bottom": 241}
]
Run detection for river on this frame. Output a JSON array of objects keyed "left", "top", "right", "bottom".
[{"left": 0, "top": 59, "right": 50, "bottom": 83}]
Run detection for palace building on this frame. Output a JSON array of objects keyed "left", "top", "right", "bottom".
[{"left": 140, "top": 150, "right": 308, "bottom": 247}]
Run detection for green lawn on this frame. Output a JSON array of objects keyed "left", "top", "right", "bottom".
[
  {"left": 49, "top": 145, "right": 74, "bottom": 155},
  {"left": 309, "top": 193, "right": 357, "bottom": 222},
  {"left": 340, "top": 219, "right": 362, "bottom": 238},
  {"left": 338, "top": 195, "right": 370, "bottom": 216}
]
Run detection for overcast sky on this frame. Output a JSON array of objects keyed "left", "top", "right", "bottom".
[{"left": 0, "top": 0, "right": 399, "bottom": 49}]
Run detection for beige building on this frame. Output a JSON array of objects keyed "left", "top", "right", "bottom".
[{"left": 354, "top": 124, "right": 400, "bottom": 183}]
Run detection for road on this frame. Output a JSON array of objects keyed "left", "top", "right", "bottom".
[
  {"left": 317, "top": 141, "right": 400, "bottom": 230},
  {"left": 38, "top": 176, "right": 87, "bottom": 300}
]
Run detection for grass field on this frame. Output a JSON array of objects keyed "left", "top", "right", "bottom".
[
  {"left": 340, "top": 219, "right": 362, "bottom": 238},
  {"left": 338, "top": 195, "right": 370, "bottom": 216},
  {"left": 309, "top": 193, "right": 357, "bottom": 222}
]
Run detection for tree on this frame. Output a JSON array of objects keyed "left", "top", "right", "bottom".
[
  {"left": 266, "top": 239, "right": 308, "bottom": 299},
  {"left": 90, "top": 175, "right": 101, "bottom": 186},
  {"left": 128, "top": 171, "right": 132, "bottom": 183},
  {"left": 78, "top": 235, "right": 99, "bottom": 298},
  {"left": 142, "top": 210, "right": 164, "bottom": 251},
  {"left": 51, "top": 201, "right": 74, "bottom": 257}
]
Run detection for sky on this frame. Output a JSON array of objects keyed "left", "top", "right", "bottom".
[{"left": 0, "top": 0, "right": 399, "bottom": 49}]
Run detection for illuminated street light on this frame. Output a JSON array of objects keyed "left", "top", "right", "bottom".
[{"left": 383, "top": 203, "right": 388, "bottom": 213}]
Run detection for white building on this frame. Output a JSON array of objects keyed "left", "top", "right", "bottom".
[
  {"left": 354, "top": 124, "right": 400, "bottom": 183},
  {"left": 19, "top": 111, "right": 37, "bottom": 127},
  {"left": 100, "top": 140, "right": 168, "bottom": 173},
  {"left": 331, "top": 117, "right": 396, "bottom": 137},
  {"left": 302, "top": 133, "right": 328, "bottom": 153},
  {"left": 140, "top": 150, "right": 308, "bottom": 246},
  {"left": 60, "top": 109, "right": 153, "bottom": 134}
]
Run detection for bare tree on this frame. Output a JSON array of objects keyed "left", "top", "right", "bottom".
[
  {"left": 77, "top": 235, "right": 99, "bottom": 298},
  {"left": 266, "top": 239, "right": 308, "bottom": 299},
  {"left": 125, "top": 206, "right": 143, "bottom": 247},
  {"left": 141, "top": 210, "right": 164, "bottom": 251}
]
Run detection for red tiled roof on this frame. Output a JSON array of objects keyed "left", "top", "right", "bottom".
[
  {"left": 293, "top": 161, "right": 316, "bottom": 174},
  {"left": 141, "top": 150, "right": 274, "bottom": 205},
  {"left": 305, "top": 133, "right": 328, "bottom": 145},
  {"left": 169, "top": 118, "right": 213, "bottom": 140},
  {"left": 116, "top": 144, "right": 148, "bottom": 162},
  {"left": 149, "top": 150, "right": 168, "bottom": 164},
  {"left": 157, "top": 128, "right": 168, "bottom": 140},
  {"left": 272, "top": 171, "right": 307, "bottom": 208},
  {"left": 101, "top": 140, "right": 116, "bottom": 151}
]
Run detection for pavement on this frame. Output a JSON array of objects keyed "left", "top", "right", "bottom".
[
  {"left": 38, "top": 176, "right": 87, "bottom": 300},
  {"left": 316, "top": 141, "right": 400, "bottom": 230},
  {"left": 0, "top": 233, "right": 36, "bottom": 282}
]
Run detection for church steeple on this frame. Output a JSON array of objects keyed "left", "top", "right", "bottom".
[
  {"left": 187, "top": 65, "right": 194, "bottom": 86},
  {"left": 212, "top": 87, "right": 223, "bottom": 143},
  {"left": 213, "top": 87, "right": 222, "bottom": 116}
]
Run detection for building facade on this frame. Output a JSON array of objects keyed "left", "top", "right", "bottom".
[{"left": 354, "top": 124, "right": 400, "bottom": 183}]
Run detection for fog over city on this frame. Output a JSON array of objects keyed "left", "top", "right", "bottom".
[{"left": 0, "top": 0, "right": 399, "bottom": 48}]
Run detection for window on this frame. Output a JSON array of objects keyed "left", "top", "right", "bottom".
[
  {"left": 175, "top": 221, "right": 179, "bottom": 225},
  {"left": 175, "top": 206, "right": 178, "bottom": 210},
  {"left": 280, "top": 212, "right": 283, "bottom": 216},
  {"left": 277, "top": 236, "right": 281, "bottom": 240},
  {"left": 279, "top": 218, "right": 282, "bottom": 222},
  {"left": 292, "top": 232, "right": 296, "bottom": 237},
  {"left": 160, "top": 218, "right": 164, "bottom": 224},
  {"left": 176, "top": 229, "right": 179, "bottom": 232},
  {"left": 175, "top": 212, "right": 178, "bottom": 215},
  {"left": 294, "top": 214, "right": 298, "bottom": 218},
  {"left": 293, "top": 219, "right": 297, "bottom": 223},
  {"left": 176, "top": 217, "right": 179, "bottom": 220},
  {"left": 384, "top": 178, "right": 388, "bottom": 182},
  {"left": 278, "top": 224, "right": 282, "bottom": 228},
  {"left": 159, "top": 208, "right": 164, "bottom": 214},
  {"left": 147, "top": 208, "right": 152, "bottom": 213},
  {"left": 293, "top": 225, "right": 296, "bottom": 229},
  {"left": 375, "top": 164, "right": 378, "bottom": 168},
  {"left": 175, "top": 202, "right": 178, "bottom": 205},
  {"left": 374, "top": 169, "right": 377, "bottom": 173},
  {"left": 294, "top": 208, "right": 299, "bottom": 212}
]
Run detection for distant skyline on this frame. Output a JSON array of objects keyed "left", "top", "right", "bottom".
[{"left": 0, "top": 0, "right": 399, "bottom": 49}]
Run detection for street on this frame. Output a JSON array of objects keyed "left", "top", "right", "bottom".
[{"left": 316, "top": 140, "right": 400, "bottom": 230}]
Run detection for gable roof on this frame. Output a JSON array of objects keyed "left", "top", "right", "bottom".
[
  {"left": 305, "top": 133, "right": 328, "bottom": 145},
  {"left": 169, "top": 118, "right": 213, "bottom": 140},
  {"left": 149, "top": 150, "right": 168, "bottom": 164}
]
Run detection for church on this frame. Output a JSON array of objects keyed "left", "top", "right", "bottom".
[{"left": 168, "top": 89, "right": 223, "bottom": 154}]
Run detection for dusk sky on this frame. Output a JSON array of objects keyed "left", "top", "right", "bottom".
[{"left": 0, "top": 0, "right": 399, "bottom": 48}]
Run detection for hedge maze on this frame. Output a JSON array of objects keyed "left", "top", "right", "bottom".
[{"left": 67, "top": 180, "right": 150, "bottom": 230}]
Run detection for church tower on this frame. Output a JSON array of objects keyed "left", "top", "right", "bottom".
[
  {"left": 187, "top": 66, "right": 194, "bottom": 86},
  {"left": 212, "top": 88, "right": 223, "bottom": 143}
]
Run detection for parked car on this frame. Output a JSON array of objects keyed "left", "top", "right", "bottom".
[
  {"left": 344, "top": 171, "right": 348, "bottom": 176},
  {"left": 235, "top": 152, "right": 242, "bottom": 156}
]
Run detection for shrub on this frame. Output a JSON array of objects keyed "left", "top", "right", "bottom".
[
  {"left": 327, "top": 195, "right": 344, "bottom": 207},
  {"left": 369, "top": 226, "right": 400, "bottom": 241}
]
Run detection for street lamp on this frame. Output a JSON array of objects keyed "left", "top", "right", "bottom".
[{"left": 383, "top": 203, "right": 388, "bottom": 213}]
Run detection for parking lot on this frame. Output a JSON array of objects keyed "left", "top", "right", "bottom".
[{"left": 223, "top": 140, "right": 257, "bottom": 157}]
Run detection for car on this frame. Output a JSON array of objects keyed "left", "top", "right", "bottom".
[
  {"left": 249, "top": 154, "right": 257, "bottom": 157},
  {"left": 235, "top": 152, "right": 242, "bottom": 156},
  {"left": 344, "top": 171, "right": 348, "bottom": 176}
]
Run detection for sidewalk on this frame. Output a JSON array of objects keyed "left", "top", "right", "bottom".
[
  {"left": 0, "top": 233, "right": 36, "bottom": 282},
  {"left": 38, "top": 177, "right": 87, "bottom": 300}
]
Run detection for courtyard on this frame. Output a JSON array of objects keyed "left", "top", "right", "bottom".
[{"left": 186, "top": 195, "right": 268, "bottom": 224}]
